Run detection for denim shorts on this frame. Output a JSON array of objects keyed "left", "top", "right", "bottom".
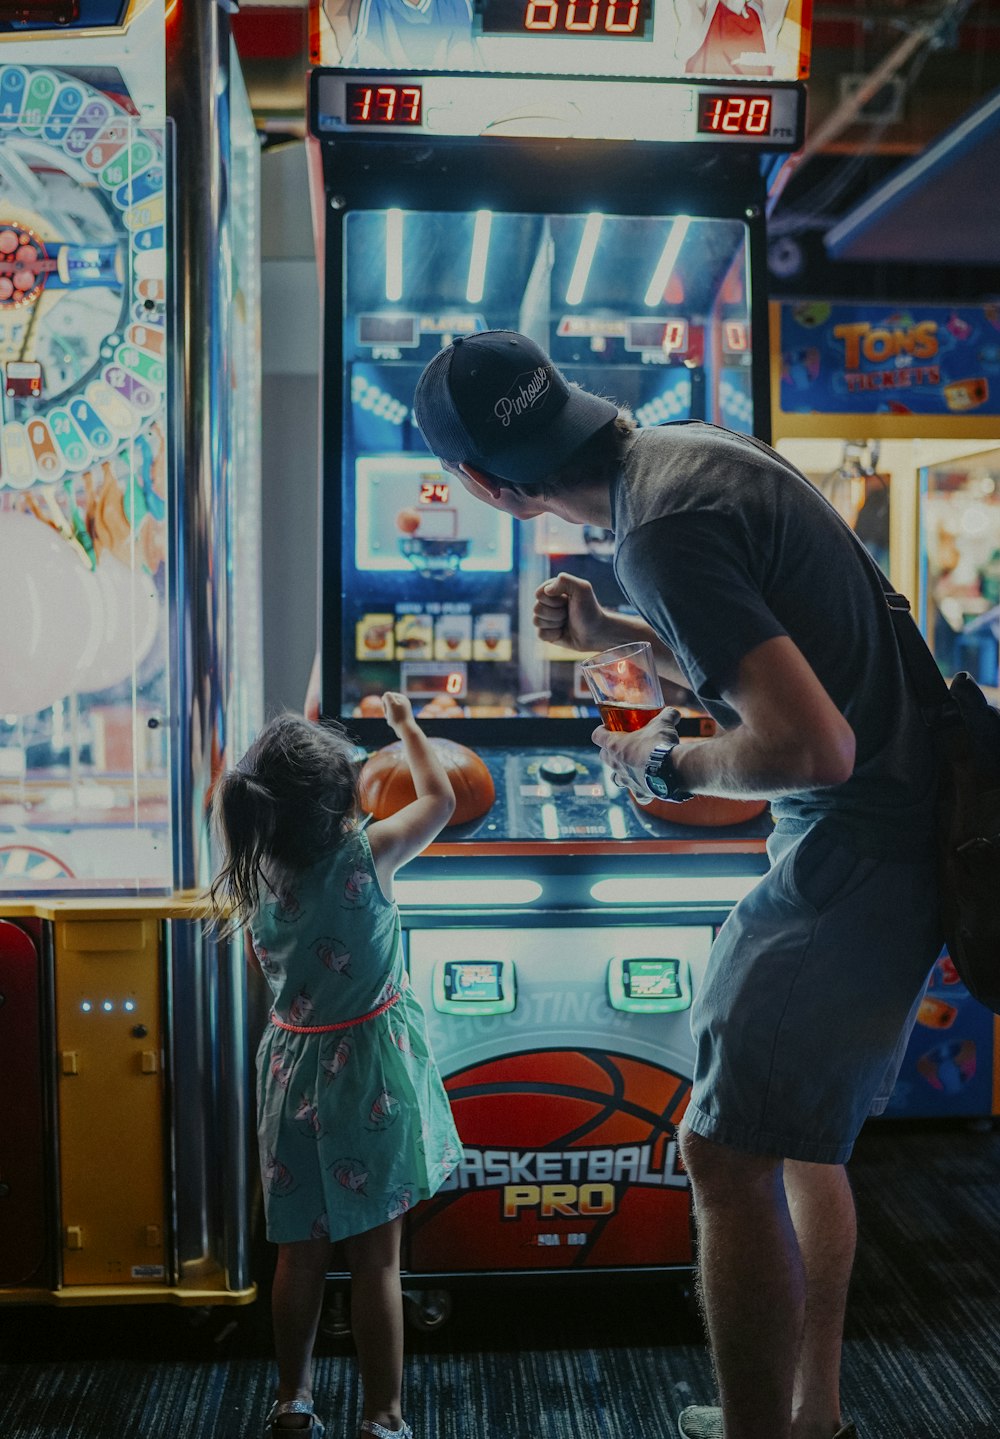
[{"left": 682, "top": 822, "right": 943, "bottom": 1165}]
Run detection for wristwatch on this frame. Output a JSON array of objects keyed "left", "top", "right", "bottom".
[{"left": 644, "top": 743, "right": 693, "bottom": 803}]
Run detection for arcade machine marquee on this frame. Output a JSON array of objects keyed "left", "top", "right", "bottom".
[{"left": 308, "top": 8, "right": 809, "bottom": 1285}]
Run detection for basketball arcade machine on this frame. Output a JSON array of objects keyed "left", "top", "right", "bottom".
[
  {"left": 0, "top": 0, "right": 262, "bottom": 1307},
  {"left": 308, "top": 1, "right": 810, "bottom": 1299}
]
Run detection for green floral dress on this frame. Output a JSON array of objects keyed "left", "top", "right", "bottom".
[{"left": 249, "top": 820, "right": 461, "bottom": 1244}]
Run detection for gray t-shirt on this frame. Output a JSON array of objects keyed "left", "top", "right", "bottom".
[{"left": 610, "top": 422, "right": 937, "bottom": 855}]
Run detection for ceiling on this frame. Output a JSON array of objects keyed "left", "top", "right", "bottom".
[
  {"left": 230, "top": 0, "right": 1000, "bottom": 283},
  {"left": 766, "top": 0, "right": 1000, "bottom": 282},
  {"left": 824, "top": 85, "right": 1000, "bottom": 264}
]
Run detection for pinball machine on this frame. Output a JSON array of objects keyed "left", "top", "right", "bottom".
[{"left": 0, "top": 0, "right": 262, "bottom": 1307}]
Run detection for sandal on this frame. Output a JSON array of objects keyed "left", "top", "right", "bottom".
[
  {"left": 265, "top": 1399, "right": 326, "bottom": 1437},
  {"left": 359, "top": 1424, "right": 413, "bottom": 1439}
]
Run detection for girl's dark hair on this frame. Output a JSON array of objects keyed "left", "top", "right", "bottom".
[{"left": 209, "top": 712, "right": 361, "bottom": 931}]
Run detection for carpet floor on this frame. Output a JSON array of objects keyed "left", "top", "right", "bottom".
[{"left": 1, "top": 1119, "right": 998, "bottom": 1439}]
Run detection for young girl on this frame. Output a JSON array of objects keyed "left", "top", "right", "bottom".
[{"left": 211, "top": 695, "right": 462, "bottom": 1439}]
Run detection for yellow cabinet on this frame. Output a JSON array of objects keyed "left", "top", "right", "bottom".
[{"left": 54, "top": 918, "right": 167, "bottom": 1288}]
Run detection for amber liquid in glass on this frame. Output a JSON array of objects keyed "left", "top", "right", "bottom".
[{"left": 597, "top": 701, "right": 661, "bottom": 732}]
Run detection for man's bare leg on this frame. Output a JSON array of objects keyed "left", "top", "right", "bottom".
[
  {"left": 679, "top": 1127, "right": 804, "bottom": 1439},
  {"left": 784, "top": 1160, "right": 856, "bottom": 1439}
]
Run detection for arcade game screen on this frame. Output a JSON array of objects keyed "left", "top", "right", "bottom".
[{"left": 339, "top": 207, "right": 753, "bottom": 723}]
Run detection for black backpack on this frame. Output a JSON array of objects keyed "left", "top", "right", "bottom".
[{"left": 883, "top": 588, "right": 1000, "bottom": 1013}]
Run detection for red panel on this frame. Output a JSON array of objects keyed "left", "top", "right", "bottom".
[
  {"left": 231, "top": 8, "right": 306, "bottom": 61},
  {"left": 811, "top": 11, "right": 998, "bottom": 52},
  {"left": 0, "top": 919, "right": 48, "bottom": 1286},
  {"left": 409, "top": 1050, "right": 693, "bottom": 1273}
]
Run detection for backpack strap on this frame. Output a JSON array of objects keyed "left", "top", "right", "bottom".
[
  {"left": 843, "top": 525, "right": 961, "bottom": 730},
  {"left": 879, "top": 586, "right": 962, "bottom": 728}
]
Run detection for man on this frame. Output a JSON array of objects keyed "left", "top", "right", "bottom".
[{"left": 413, "top": 330, "right": 943, "bottom": 1439}]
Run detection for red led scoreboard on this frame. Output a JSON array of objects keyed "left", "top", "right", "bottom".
[
  {"left": 342, "top": 80, "right": 783, "bottom": 140},
  {"left": 480, "top": 0, "right": 650, "bottom": 35}
]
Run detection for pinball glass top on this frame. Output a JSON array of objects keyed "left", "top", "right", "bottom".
[{"left": 309, "top": 0, "right": 812, "bottom": 82}]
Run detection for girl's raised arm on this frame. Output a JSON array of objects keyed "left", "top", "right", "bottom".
[{"left": 366, "top": 693, "right": 456, "bottom": 893}]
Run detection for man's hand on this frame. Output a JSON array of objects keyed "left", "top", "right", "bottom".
[
  {"left": 533, "top": 573, "right": 612, "bottom": 653},
  {"left": 534, "top": 573, "right": 690, "bottom": 692},
  {"left": 591, "top": 707, "right": 682, "bottom": 797}
]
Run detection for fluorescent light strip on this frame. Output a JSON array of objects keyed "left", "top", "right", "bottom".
[
  {"left": 385, "top": 208, "right": 403, "bottom": 302},
  {"left": 644, "top": 216, "right": 690, "bottom": 308},
  {"left": 466, "top": 209, "right": 492, "bottom": 305},
  {"left": 395, "top": 879, "right": 543, "bottom": 906},
  {"left": 590, "top": 874, "right": 762, "bottom": 905},
  {"left": 565, "top": 212, "right": 603, "bottom": 306}
]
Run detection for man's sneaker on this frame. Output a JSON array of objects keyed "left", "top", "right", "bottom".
[
  {"left": 677, "top": 1406, "right": 857, "bottom": 1439},
  {"left": 677, "top": 1409, "right": 723, "bottom": 1439}
]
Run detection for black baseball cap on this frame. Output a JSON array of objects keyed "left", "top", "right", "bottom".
[{"left": 413, "top": 330, "right": 619, "bottom": 488}]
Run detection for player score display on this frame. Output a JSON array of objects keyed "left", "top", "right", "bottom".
[
  {"left": 317, "top": 73, "right": 804, "bottom": 149},
  {"left": 481, "top": 0, "right": 648, "bottom": 36},
  {"left": 697, "top": 92, "right": 773, "bottom": 135},
  {"left": 342, "top": 81, "right": 780, "bottom": 142},
  {"left": 346, "top": 83, "right": 422, "bottom": 125}
]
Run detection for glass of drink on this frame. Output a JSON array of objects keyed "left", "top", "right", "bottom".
[{"left": 581, "top": 641, "right": 664, "bottom": 804}]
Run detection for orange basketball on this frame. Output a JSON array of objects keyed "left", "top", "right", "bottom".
[
  {"left": 446, "top": 1049, "right": 690, "bottom": 1147},
  {"left": 359, "top": 737, "right": 495, "bottom": 826},
  {"left": 395, "top": 508, "right": 422, "bottom": 534}
]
